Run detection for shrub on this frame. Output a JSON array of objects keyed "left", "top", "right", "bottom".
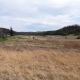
[{"left": 76, "top": 36, "right": 80, "bottom": 39}]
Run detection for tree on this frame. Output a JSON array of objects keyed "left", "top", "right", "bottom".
[{"left": 10, "top": 27, "right": 14, "bottom": 36}]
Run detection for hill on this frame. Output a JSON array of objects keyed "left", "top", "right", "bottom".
[
  {"left": 0, "top": 27, "right": 17, "bottom": 35},
  {"left": 18, "top": 24, "right": 80, "bottom": 36},
  {"left": 0, "top": 27, "right": 10, "bottom": 35},
  {"left": 0, "top": 24, "right": 80, "bottom": 36},
  {"left": 51, "top": 24, "right": 80, "bottom": 35}
]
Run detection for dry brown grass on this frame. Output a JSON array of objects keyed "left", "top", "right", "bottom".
[
  {"left": 0, "top": 48, "right": 80, "bottom": 80},
  {"left": 0, "top": 35, "right": 80, "bottom": 80}
]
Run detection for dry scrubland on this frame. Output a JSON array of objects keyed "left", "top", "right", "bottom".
[{"left": 0, "top": 35, "right": 80, "bottom": 80}]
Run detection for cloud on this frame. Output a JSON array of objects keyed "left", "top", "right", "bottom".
[{"left": 0, "top": 0, "right": 80, "bottom": 31}]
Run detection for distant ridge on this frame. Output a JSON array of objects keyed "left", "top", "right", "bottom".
[
  {"left": 16, "top": 24, "right": 80, "bottom": 35},
  {"left": 45, "top": 24, "right": 80, "bottom": 35},
  {"left": 0, "top": 27, "right": 10, "bottom": 34},
  {"left": 0, "top": 24, "right": 80, "bottom": 35},
  {"left": 55, "top": 24, "right": 80, "bottom": 35},
  {"left": 0, "top": 27, "right": 16, "bottom": 35}
]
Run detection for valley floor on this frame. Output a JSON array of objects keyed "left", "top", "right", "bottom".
[{"left": 0, "top": 35, "right": 80, "bottom": 80}]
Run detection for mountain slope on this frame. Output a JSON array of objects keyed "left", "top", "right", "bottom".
[
  {"left": 54, "top": 24, "right": 80, "bottom": 35},
  {"left": 45, "top": 24, "right": 80, "bottom": 35},
  {"left": 0, "top": 27, "right": 16, "bottom": 35},
  {"left": 0, "top": 27, "right": 10, "bottom": 34},
  {"left": 0, "top": 24, "right": 80, "bottom": 35}
]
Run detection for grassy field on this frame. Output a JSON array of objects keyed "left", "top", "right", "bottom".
[{"left": 0, "top": 35, "right": 80, "bottom": 80}]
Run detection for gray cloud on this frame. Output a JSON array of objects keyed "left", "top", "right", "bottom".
[{"left": 0, "top": 0, "right": 80, "bottom": 31}]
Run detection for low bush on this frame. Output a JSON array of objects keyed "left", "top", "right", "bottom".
[{"left": 76, "top": 36, "right": 80, "bottom": 39}]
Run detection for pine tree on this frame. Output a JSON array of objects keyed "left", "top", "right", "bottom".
[{"left": 10, "top": 27, "right": 14, "bottom": 36}]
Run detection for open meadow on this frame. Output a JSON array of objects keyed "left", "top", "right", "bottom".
[{"left": 0, "top": 35, "right": 80, "bottom": 80}]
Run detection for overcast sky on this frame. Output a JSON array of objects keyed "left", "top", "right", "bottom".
[{"left": 0, "top": 0, "right": 80, "bottom": 32}]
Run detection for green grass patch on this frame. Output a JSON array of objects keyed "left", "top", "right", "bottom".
[{"left": 0, "top": 37, "right": 7, "bottom": 42}]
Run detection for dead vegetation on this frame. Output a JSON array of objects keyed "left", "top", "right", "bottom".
[{"left": 0, "top": 35, "right": 80, "bottom": 80}]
